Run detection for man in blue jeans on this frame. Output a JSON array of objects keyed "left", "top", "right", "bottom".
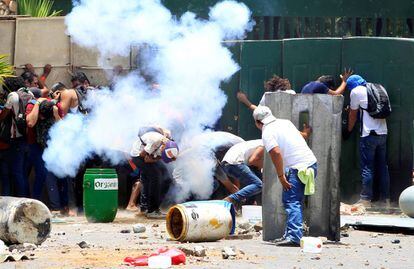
[
  {"left": 221, "top": 139, "right": 264, "bottom": 204},
  {"left": 347, "top": 75, "right": 390, "bottom": 207},
  {"left": 253, "top": 106, "right": 317, "bottom": 247}
]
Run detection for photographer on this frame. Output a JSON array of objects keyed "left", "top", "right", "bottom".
[{"left": 26, "top": 98, "right": 63, "bottom": 205}]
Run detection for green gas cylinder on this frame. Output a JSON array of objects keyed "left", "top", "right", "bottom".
[{"left": 83, "top": 168, "right": 118, "bottom": 223}]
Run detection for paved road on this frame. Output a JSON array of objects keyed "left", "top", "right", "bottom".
[{"left": 0, "top": 211, "right": 413, "bottom": 269}]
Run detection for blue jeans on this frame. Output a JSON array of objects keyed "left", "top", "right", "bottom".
[
  {"left": 27, "top": 144, "right": 48, "bottom": 200},
  {"left": 282, "top": 163, "right": 317, "bottom": 244},
  {"left": 0, "top": 148, "right": 11, "bottom": 195},
  {"left": 359, "top": 135, "right": 390, "bottom": 201},
  {"left": 223, "top": 163, "right": 263, "bottom": 203},
  {"left": 46, "top": 172, "right": 69, "bottom": 210},
  {"left": 10, "top": 138, "right": 29, "bottom": 197}
]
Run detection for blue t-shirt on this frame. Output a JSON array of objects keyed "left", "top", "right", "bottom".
[{"left": 301, "top": 81, "right": 329, "bottom": 94}]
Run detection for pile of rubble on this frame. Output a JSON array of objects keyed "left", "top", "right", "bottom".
[{"left": 0, "top": 0, "right": 17, "bottom": 16}]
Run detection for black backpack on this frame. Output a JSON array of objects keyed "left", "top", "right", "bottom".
[
  {"left": 13, "top": 88, "right": 35, "bottom": 136},
  {"left": 363, "top": 83, "right": 392, "bottom": 119}
]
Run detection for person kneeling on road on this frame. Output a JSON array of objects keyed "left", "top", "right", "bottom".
[
  {"left": 130, "top": 126, "right": 178, "bottom": 219},
  {"left": 253, "top": 106, "right": 317, "bottom": 247},
  {"left": 221, "top": 139, "right": 264, "bottom": 205}
]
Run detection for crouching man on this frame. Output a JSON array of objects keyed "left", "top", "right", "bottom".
[
  {"left": 130, "top": 126, "right": 179, "bottom": 219},
  {"left": 221, "top": 139, "right": 264, "bottom": 205},
  {"left": 253, "top": 106, "right": 317, "bottom": 247}
]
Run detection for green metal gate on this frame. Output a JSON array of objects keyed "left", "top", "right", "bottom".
[{"left": 221, "top": 37, "right": 414, "bottom": 201}]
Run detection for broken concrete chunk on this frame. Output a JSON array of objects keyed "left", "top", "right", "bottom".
[
  {"left": 132, "top": 224, "right": 146, "bottom": 233},
  {"left": 193, "top": 246, "right": 206, "bottom": 257},
  {"left": 253, "top": 222, "right": 263, "bottom": 232},
  {"left": 222, "top": 247, "right": 237, "bottom": 259}
]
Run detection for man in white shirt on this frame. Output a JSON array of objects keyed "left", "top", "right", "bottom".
[
  {"left": 130, "top": 126, "right": 178, "bottom": 219},
  {"left": 253, "top": 106, "right": 317, "bottom": 247},
  {"left": 221, "top": 139, "right": 264, "bottom": 204},
  {"left": 347, "top": 75, "right": 390, "bottom": 207}
]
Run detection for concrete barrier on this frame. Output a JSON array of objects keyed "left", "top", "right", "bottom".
[
  {"left": 262, "top": 92, "right": 343, "bottom": 242},
  {"left": 0, "top": 19, "right": 15, "bottom": 64}
]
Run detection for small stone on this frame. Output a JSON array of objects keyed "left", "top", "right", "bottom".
[
  {"left": 391, "top": 239, "right": 400, "bottom": 244},
  {"left": 338, "top": 263, "right": 344, "bottom": 266},
  {"left": 77, "top": 241, "right": 91, "bottom": 249},
  {"left": 253, "top": 222, "right": 263, "bottom": 232},
  {"left": 238, "top": 221, "right": 253, "bottom": 231},
  {"left": 55, "top": 231, "right": 66, "bottom": 236},
  {"left": 193, "top": 246, "right": 206, "bottom": 257},
  {"left": 22, "top": 243, "right": 37, "bottom": 251},
  {"left": 139, "top": 236, "right": 148, "bottom": 239},
  {"left": 120, "top": 229, "right": 131, "bottom": 234},
  {"left": 132, "top": 224, "right": 146, "bottom": 233},
  {"left": 222, "top": 247, "right": 237, "bottom": 259},
  {"left": 152, "top": 224, "right": 159, "bottom": 228},
  {"left": 341, "top": 233, "right": 349, "bottom": 237}
]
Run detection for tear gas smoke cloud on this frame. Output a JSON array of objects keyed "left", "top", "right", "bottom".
[{"left": 43, "top": 0, "right": 253, "bottom": 200}]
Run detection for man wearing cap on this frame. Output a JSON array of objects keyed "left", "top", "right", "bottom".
[
  {"left": 347, "top": 74, "right": 390, "bottom": 208},
  {"left": 130, "top": 126, "right": 178, "bottom": 219},
  {"left": 253, "top": 106, "right": 317, "bottom": 247}
]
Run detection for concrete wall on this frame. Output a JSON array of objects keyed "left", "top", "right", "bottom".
[
  {"left": 1, "top": 17, "right": 136, "bottom": 88},
  {"left": 262, "top": 92, "right": 343, "bottom": 242}
]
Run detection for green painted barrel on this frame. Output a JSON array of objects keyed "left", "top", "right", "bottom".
[{"left": 83, "top": 168, "right": 118, "bottom": 223}]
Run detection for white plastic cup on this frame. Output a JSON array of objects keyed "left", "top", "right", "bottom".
[
  {"left": 300, "top": 237, "right": 323, "bottom": 253},
  {"left": 148, "top": 255, "right": 172, "bottom": 269},
  {"left": 241, "top": 205, "right": 262, "bottom": 223}
]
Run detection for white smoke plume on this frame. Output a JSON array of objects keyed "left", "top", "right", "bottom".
[{"left": 43, "top": 0, "right": 253, "bottom": 200}]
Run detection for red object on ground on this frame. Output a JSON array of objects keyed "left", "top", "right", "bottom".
[{"left": 124, "top": 247, "right": 186, "bottom": 266}]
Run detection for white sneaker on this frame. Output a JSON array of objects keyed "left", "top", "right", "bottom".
[{"left": 354, "top": 199, "right": 372, "bottom": 208}]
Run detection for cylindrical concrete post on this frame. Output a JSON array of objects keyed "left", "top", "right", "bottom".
[{"left": 0, "top": 197, "right": 52, "bottom": 245}]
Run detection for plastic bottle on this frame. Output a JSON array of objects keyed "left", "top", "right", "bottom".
[{"left": 300, "top": 237, "right": 323, "bottom": 253}]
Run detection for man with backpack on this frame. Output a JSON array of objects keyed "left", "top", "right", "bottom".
[
  {"left": 0, "top": 77, "right": 34, "bottom": 197},
  {"left": 347, "top": 74, "right": 391, "bottom": 207}
]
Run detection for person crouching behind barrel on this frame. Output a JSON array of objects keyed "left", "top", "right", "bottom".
[
  {"left": 253, "top": 106, "right": 318, "bottom": 247},
  {"left": 130, "top": 126, "right": 179, "bottom": 219}
]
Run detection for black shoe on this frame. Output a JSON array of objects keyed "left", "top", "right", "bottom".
[
  {"left": 270, "top": 237, "right": 286, "bottom": 243},
  {"left": 274, "top": 239, "right": 300, "bottom": 247}
]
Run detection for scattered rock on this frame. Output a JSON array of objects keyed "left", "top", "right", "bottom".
[
  {"left": 222, "top": 247, "right": 237, "bottom": 259},
  {"left": 311, "top": 256, "right": 321, "bottom": 260},
  {"left": 120, "top": 229, "right": 131, "bottom": 234},
  {"left": 369, "top": 244, "right": 383, "bottom": 249},
  {"left": 238, "top": 221, "right": 253, "bottom": 231},
  {"left": 225, "top": 234, "right": 254, "bottom": 240},
  {"left": 338, "top": 263, "right": 344, "bottom": 266},
  {"left": 341, "top": 233, "right": 349, "bottom": 237},
  {"left": 139, "top": 236, "right": 148, "bottom": 240},
  {"left": 77, "top": 241, "right": 91, "bottom": 249},
  {"left": 55, "top": 231, "right": 66, "bottom": 236},
  {"left": 132, "top": 224, "right": 146, "bottom": 233},
  {"left": 193, "top": 246, "right": 206, "bottom": 257},
  {"left": 391, "top": 239, "right": 400, "bottom": 244},
  {"left": 253, "top": 222, "right": 263, "bottom": 232},
  {"left": 8, "top": 243, "right": 37, "bottom": 253},
  {"left": 152, "top": 224, "right": 159, "bottom": 228}
]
